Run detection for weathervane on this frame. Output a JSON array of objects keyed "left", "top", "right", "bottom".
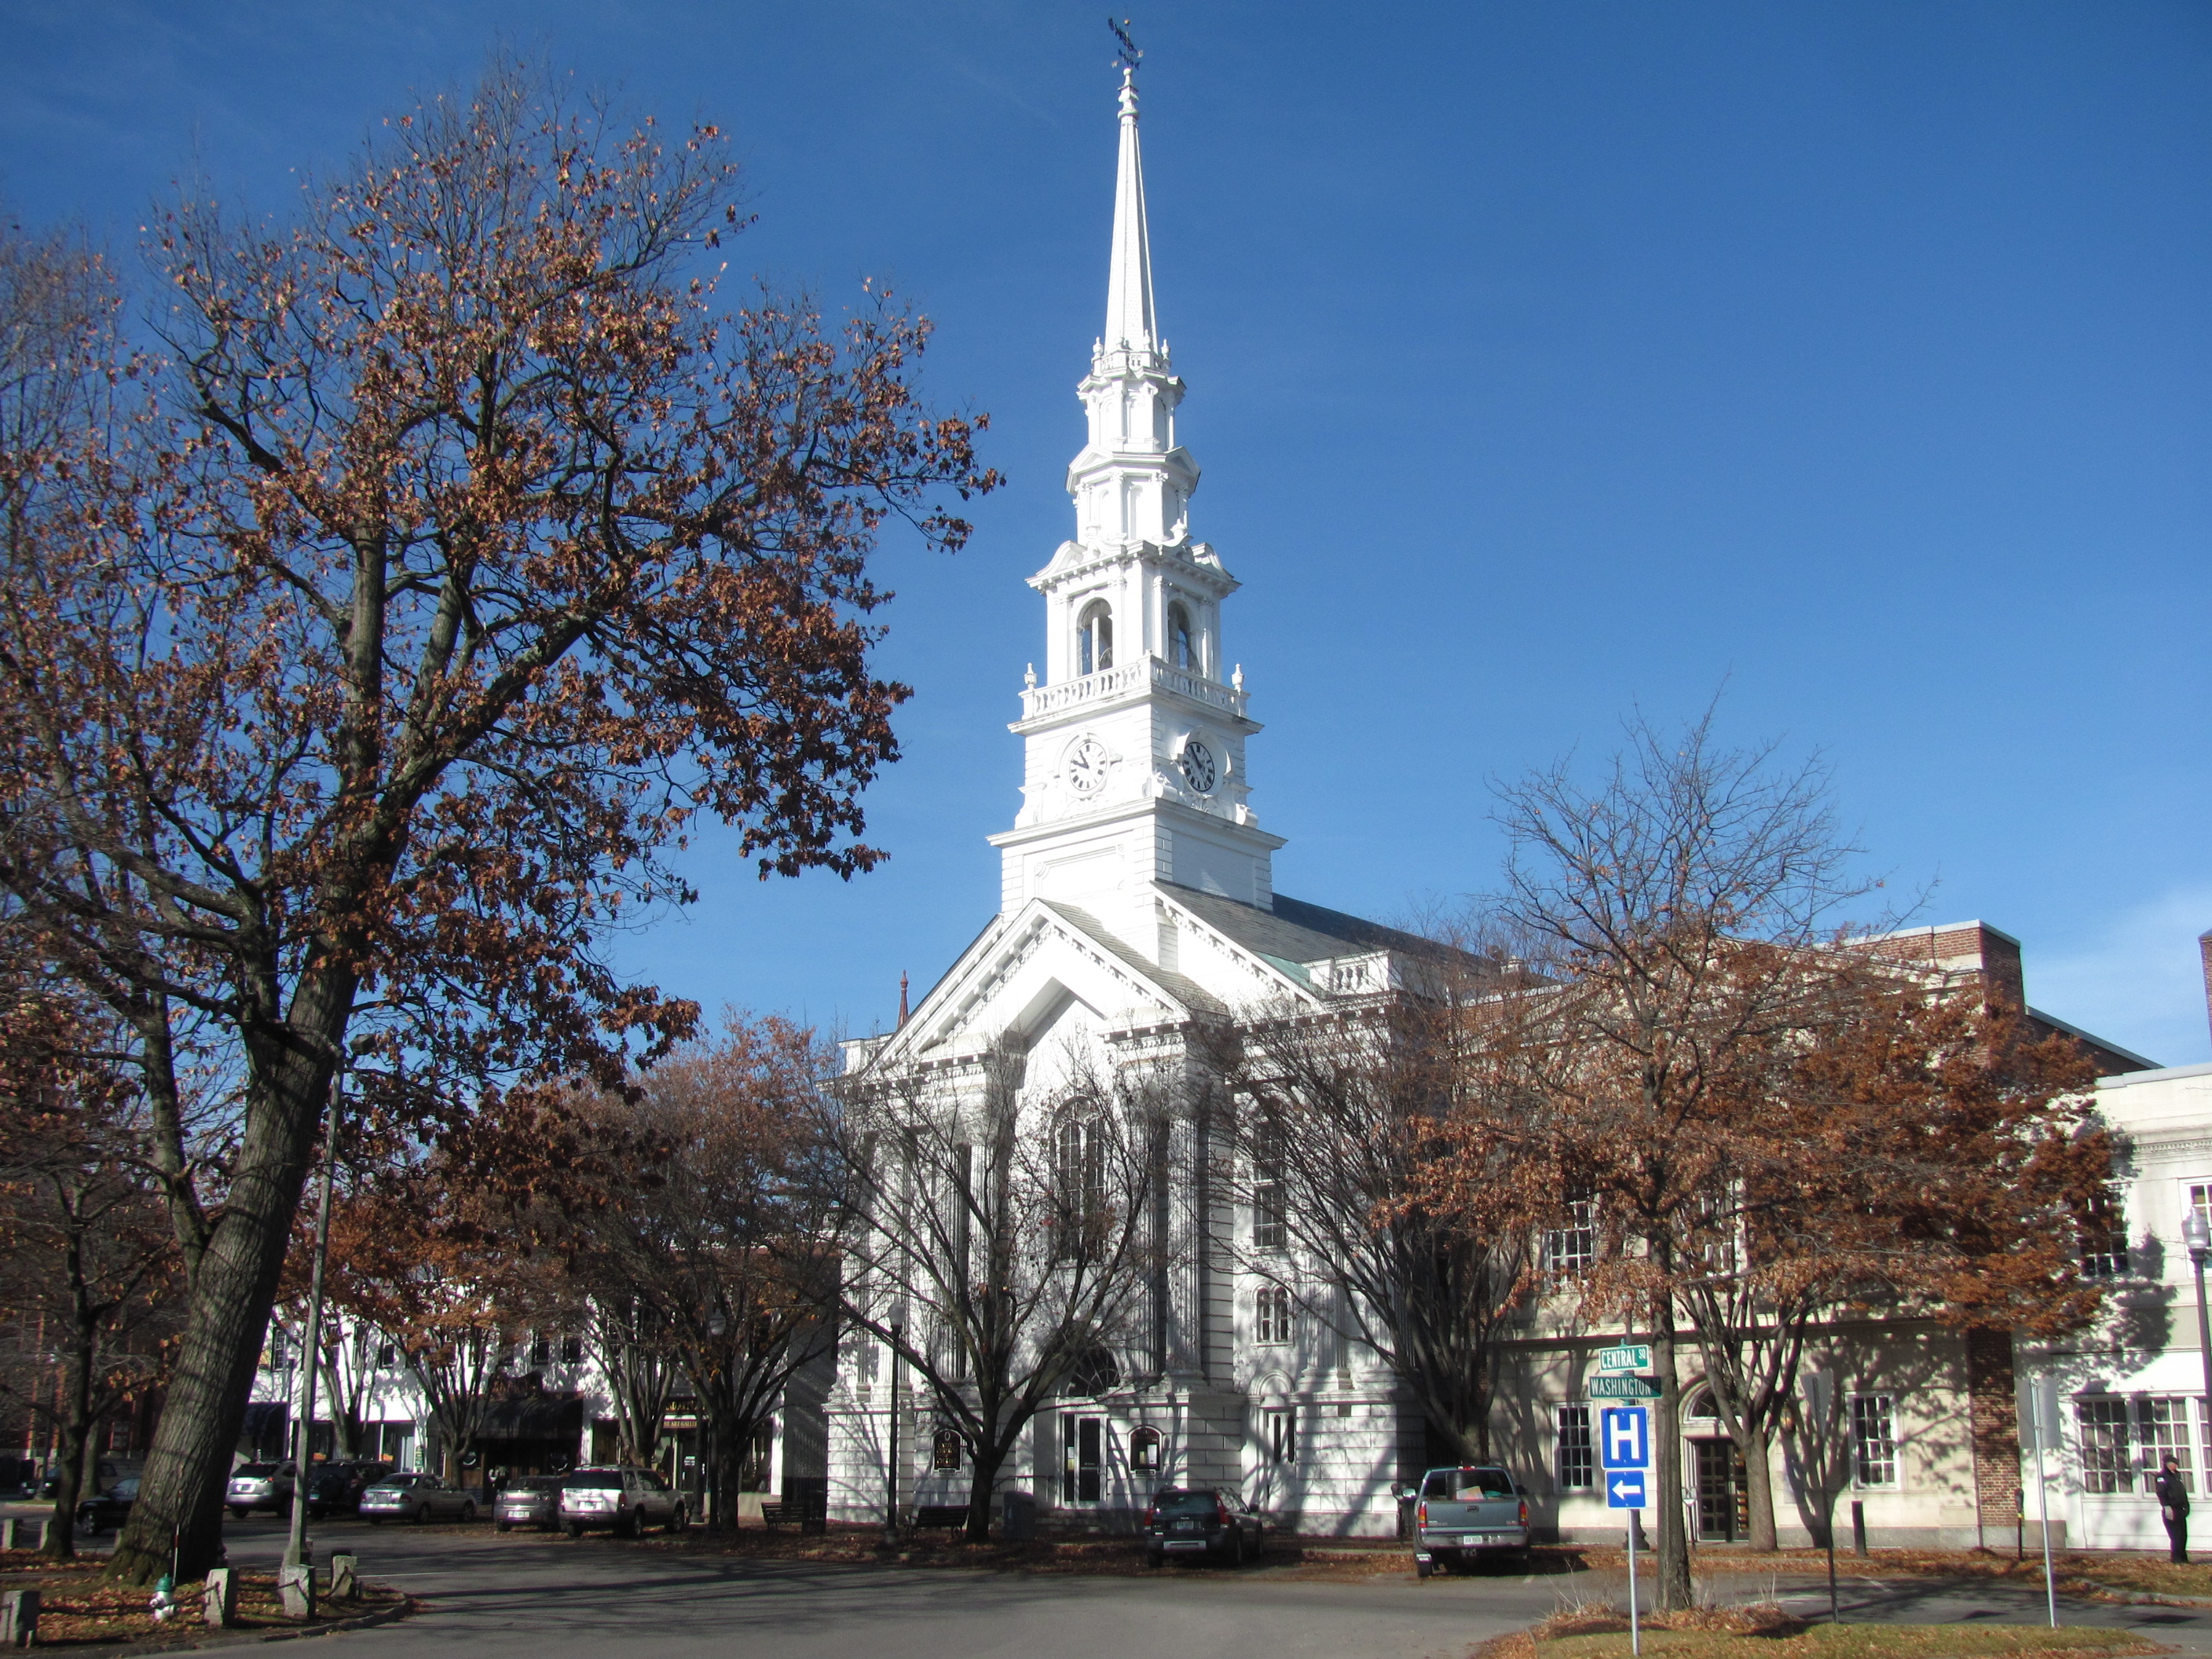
[{"left": 1109, "top": 16, "right": 1142, "bottom": 75}]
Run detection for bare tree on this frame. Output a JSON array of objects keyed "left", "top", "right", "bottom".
[
  {"left": 831, "top": 1037, "right": 1171, "bottom": 1542},
  {"left": 1196, "top": 990, "right": 1551, "bottom": 1467}
]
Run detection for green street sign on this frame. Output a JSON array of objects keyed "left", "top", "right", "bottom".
[
  {"left": 1595, "top": 1345, "right": 1653, "bottom": 1373},
  {"left": 1590, "top": 1375, "right": 1661, "bottom": 1399}
]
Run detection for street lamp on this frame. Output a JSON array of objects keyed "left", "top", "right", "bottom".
[
  {"left": 883, "top": 1320, "right": 905, "bottom": 1550},
  {"left": 2183, "top": 1209, "right": 2212, "bottom": 1457}
]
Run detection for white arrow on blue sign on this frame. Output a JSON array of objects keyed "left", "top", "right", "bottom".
[
  {"left": 1599, "top": 1404, "right": 1650, "bottom": 1470},
  {"left": 1607, "top": 1470, "right": 1647, "bottom": 1509}
]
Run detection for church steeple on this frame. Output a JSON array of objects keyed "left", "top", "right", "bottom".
[
  {"left": 988, "top": 61, "right": 1285, "bottom": 933},
  {"left": 1104, "top": 68, "right": 1158, "bottom": 360}
]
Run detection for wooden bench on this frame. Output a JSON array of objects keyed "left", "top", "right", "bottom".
[
  {"left": 760, "top": 1493, "right": 828, "bottom": 1535},
  {"left": 913, "top": 1505, "right": 969, "bottom": 1530}
]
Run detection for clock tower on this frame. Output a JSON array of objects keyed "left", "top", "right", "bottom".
[{"left": 988, "top": 68, "right": 1285, "bottom": 950}]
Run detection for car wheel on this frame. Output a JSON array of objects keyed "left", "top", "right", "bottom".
[
  {"left": 366, "top": 1518, "right": 383, "bottom": 1526},
  {"left": 668, "top": 1506, "right": 687, "bottom": 1534},
  {"left": 567, "top": 1521, "right": 584, "bottom": 1539},
  {"left": 229, "top": 1507, "right": 251, "bottom": 1520},
  {"left": 1147, "top": 1549, "right": 1163, "bottom": 1568},
  {"left": 496, "top": 1520, "right": 511, "bottom": 1533},
  {"left": 619, "top": 1507, "right": 639, "bottom": 1538},
  {"left": 461, "top": 1501, "right": 478, "bottom": 1522}
]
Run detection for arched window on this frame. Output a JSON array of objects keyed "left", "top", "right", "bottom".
[
  {"left": 1078, "top": 601, "right": 1114, "bottom": 676},
  {"left": 1166, "top": 602, "right": 1196, "bottom": 672}
]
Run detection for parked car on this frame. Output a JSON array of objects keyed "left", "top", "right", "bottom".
[
  {"left": 360, "top": 1472, "right": 476, "bottom": 1525},
  {"left": 42, "top": 1458, "right": 137, "bottom": 1502},
  {"left": 558, "top": 1467, "right": 687, "bottom": 1537},
  {"left": 494, "top": 1474, "right": 565, "bottom": 1533},
  {"left": 226, "top": 1460, "right": 298, "bottom": 1518},
  {"left": 305, "top": 1461, "right": 385, "bottom": 1519},
  {"left": 77, "top": 1474, "right": 141, "bottom": 1534},
  {"left": 1142, "top": 1487, "right": 1266, "bottom": 1566},
  {"left": 1404, "top": 1465, "right": 1530, "bottom": 1577}
]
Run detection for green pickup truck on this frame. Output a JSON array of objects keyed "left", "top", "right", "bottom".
[{"left": 1405, "top": 1465, "right": 1531, "bottom": 1577}]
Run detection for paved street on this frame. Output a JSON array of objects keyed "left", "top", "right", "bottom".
[{"left": 201, "top": 1516, "right": 2212, "bottom": 1659}]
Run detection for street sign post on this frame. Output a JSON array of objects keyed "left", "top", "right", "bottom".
[
  {"left": 1599, "top": 1437, "right": 1649, "bottom": 1659},
  {"left": 1590, "top": 1375, "right": 1661, "bottom": 1399},
  {"left": 1595, "top": 1345, "right": 1653, "bottom": 1373}
]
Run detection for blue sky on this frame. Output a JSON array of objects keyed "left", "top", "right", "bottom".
[{"left": 4, "top": 1, "right": 2207, "bottom": 1064}]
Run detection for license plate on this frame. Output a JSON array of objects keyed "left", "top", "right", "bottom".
[{"left": 1171, "top": 1520, "right": 1198, "bottom": 1533}]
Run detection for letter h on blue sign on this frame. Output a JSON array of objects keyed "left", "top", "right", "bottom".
[{"left": 1600, "top": 1406, "right": 1649, "bottom": 1470}]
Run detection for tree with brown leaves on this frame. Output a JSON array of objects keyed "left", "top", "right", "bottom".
[
  {"left": 558, "top": 1015, "right": 844, "bottom": 1530},
  {"left": 0, "top": 60, "right": 993, "bottom": 1580},
  {"left": 0, "top": 992, "right": 182, "bottom": 1557},
  {"left": 1479, "top": 710, "right": 2108, "bottom": 1595}
]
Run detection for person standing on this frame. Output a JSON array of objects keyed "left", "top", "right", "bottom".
[{"left": 2155, "top": 1454, "right": 2192, "bottom": 1564}]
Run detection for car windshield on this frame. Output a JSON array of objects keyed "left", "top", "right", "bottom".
[
  {"left": 1423, "top": 1467, "right": 1514, "bottom": 1500},
  {"left": 566, "top": 1471, "right": 624, "bottom": 1490},
  {"left": 1153, "top": 1490, "right": 1220, "bottom": 1517},
  {"left": 235, "top": 1463, "right": 278, "bottom": 1478},
  {"left": 511, "top": 1476, "right": 559, "bottom": 1492},
  {"left": 109, "top": 1478, "right": 140, "bottom": 1498},
  {"left": 370, "top": 1476, "right": 415, "bottom": 1489}
]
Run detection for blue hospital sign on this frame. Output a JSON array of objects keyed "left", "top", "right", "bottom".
[{"left": 1600, "top": 1405, "right": 1650, "bottom": 1470}]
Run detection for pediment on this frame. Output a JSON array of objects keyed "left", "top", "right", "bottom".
[{"left": 858, "top": 899, "right": 1198, "bottom": 1074}]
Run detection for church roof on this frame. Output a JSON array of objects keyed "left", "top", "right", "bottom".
[{"left": 1158, "top": 882, "right": 1448, "bottom": 968}]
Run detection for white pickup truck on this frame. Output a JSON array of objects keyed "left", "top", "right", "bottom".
[{"left": 1406, "top": 1464, "right": 1531, "bottom": 1577}]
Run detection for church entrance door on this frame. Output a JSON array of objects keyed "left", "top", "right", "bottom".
[{"left": 1061, "top": 1415, "right": 1103, "bottom": 1503}]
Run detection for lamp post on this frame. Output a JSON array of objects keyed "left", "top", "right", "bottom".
[
  {"left": 705, "top": 1313, "right": 726, "bottom": 1529},
  {"left": 883, "top": 1321, "right": 905, "bottom": 1549},
  {"left": 2184, "top": 1210, "right": 2212, "bottom": 1478}
]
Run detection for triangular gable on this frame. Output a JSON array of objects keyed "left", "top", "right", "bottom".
[{"left": 853, "top": 898, "right": 1210, "bottom": 1075}]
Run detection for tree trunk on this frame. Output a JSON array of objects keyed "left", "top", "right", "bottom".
[
  {"left": 42, "top": 1360, "right": 89, "bottom": 1562},
  {"left": 1652, "top": 1306, "right": 1693, "bottom": 1611},
  {"left": 109, "top": 1040, "right": 333, "bottom": 1584},
  {"left": 964, "top": 1438, "right": 1006, "bottom": 1543},
  {"left": 1739, "top": 1421, "right": 1778, "bottom": 1552}
]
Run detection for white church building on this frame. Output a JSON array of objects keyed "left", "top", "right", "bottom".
[{"left": 817, "top": 68, "right": 1439, "bottom": 1536}]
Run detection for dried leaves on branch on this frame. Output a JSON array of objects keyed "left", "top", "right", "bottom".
[{"left": 0, "top": 57, "right": 994, "bottom": 1580}]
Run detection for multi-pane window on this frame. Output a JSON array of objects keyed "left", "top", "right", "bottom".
[
  {"left": 1253, "top": 1126, "right": 1287, "bottom": 1251},
  {"left": 1255, "top": 1285, "right": 1294, "bottom": 1345},
  {"left": 1265, "top": 1406, "right": 1298, "bottom": 1465},
  {"left": 375, "top": 1340, "right": 396, "bottom": 1368},
  {"left": 1851, "top": 1394, "right": 1898, "bottom": 1487},
  {"left": 1544, "top": 1198, "right": 1597, "bottom": 1275},
  {"left": 1557, "top": 1404, "right": 1594, "bottom": 1491},
  {"left": 2079, "top": 1184, "right": 2131, "bottom": 1279},
  {"left": 2139, "top": 1397, "right": 2196, "bottom": 1493},
  {"left": 2076, "top": 1397, "right": 2134, "bottom": 1494},
  {"left": 528, "top": 1333, "right": 551, "bottom": 1368},
  {"left": 560, "top": 1334, "right": 584, "bottom": 1365}
]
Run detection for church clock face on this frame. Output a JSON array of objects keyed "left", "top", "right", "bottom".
[
  {"left": 1178, "top": 739, "right": 1218, "bottom": 795},
  {"left": 1064, "top": 734, "right": 1111, "bottom": 796}
]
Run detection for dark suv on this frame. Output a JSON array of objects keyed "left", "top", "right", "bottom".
[{"left": 1143, "top": 1487, "right": 1265, "bottom": 1566}]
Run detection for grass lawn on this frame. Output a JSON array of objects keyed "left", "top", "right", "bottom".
[{"left": 1525, "top": 1621, "right": 2159, "bottom": 1659}]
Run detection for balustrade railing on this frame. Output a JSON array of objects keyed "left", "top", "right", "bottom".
[{"left": 1019, "top": 655, "right": 1247, "bottom": 721}]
